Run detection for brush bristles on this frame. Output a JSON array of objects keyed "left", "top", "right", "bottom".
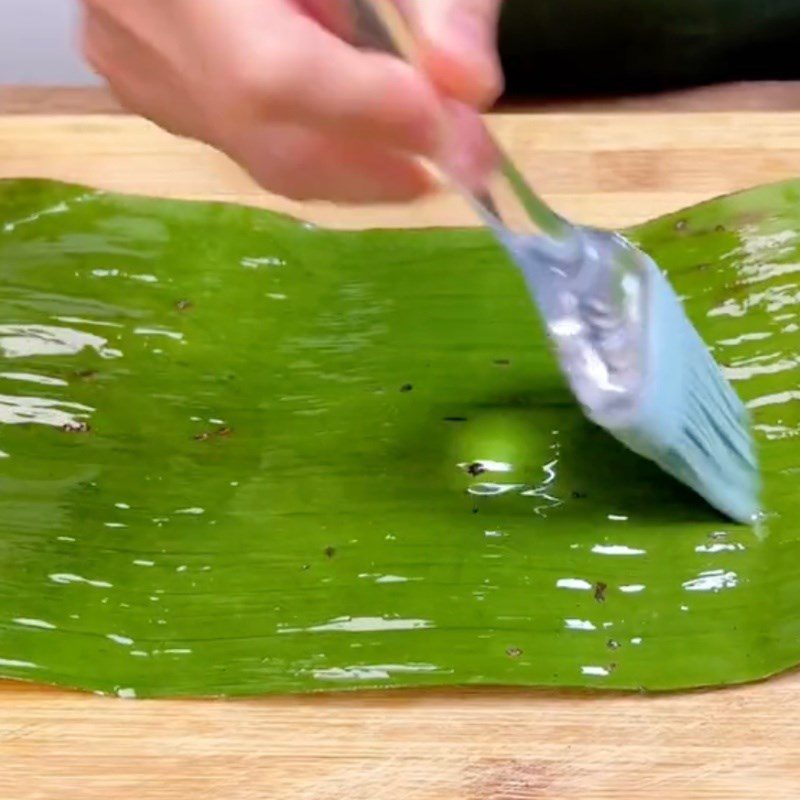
[
  {"left": 656, "top": 345, "right": 759, "bottom": 521},
  {"left": 685, "top": 343, "right": 755, "bottom": 468},
  {"left": 628, "top": 268, "right": 760, "bottom": 523}
]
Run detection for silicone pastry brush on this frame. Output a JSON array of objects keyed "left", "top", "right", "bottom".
[{"left": 352, "top": 0, "right": 760, "bottom": 523}]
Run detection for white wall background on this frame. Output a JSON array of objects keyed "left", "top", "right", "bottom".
[{"left": 1, "top": 0, "right": 98, "bottom": 84}]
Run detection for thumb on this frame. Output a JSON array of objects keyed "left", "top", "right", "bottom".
[{"left": 408, "top": 0, "right": 504, "bottom": 108}]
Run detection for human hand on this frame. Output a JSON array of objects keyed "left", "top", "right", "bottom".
[{"left": 81, "top": 0, "right": 503, "bottom": 203}]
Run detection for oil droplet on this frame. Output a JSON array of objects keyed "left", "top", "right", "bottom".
[
  {"left": 0, "top": 658, "right": 39, "bottom": 670},
  {"left": 107, "top": 634, "right": 134, "bottom": 646},
  {"left": 592, "top": 544, "right": 645, "bottom": 556},
  {"left": 49, "top": 573, "right": 112, "bottom": 589},
  {"left": 13, "top": 618, "right": 55, "bottom": 630},
  {"left": 683, "top": 570, "right": 738, "bottom": 592},
  {"left": 280, "top": 616, "right": 433, "bottom": 634},
  {"left": 582, "top": 665, "right": 610, "bottom": 677},
  {"left": 556, "top": 578, "right": 592, "bottom": 591},
  {"left": 565, "top": 619, "right": 596, "bottom": 631},
  {"left": 241, "top": 256, "right": 286, "bottom": 269}
]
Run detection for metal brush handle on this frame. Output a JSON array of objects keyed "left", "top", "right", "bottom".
[{"left": 351, "top": 0, "right": 570, "bottom": 241}]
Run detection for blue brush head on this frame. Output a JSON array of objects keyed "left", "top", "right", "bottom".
[
  {"left": 611, "top": 257, "right": 761, "bottom": 524},
  {"left": 506, "top": 230, "right": 761, "bottom": 524}
]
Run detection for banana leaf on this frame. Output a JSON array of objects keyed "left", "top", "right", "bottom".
[{"left": 0, "top": 178, "right": 797, "bottom": 698}]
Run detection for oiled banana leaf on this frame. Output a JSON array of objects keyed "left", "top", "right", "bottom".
[{"left": 0, "top": 178, "right": 797, "bottom": 697}]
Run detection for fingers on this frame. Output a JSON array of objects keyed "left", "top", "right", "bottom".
[
  {"left": 407, "top": 0, "right": 504, "bottom": 108},
  {"left": 225, "top": 122, "right": 437, "bottom": 203},
  {"left": 227, "top": 3, "right": 445, "bottom": 157},
  {"left": 216, "top": 2, "right": 497, "bottom": 199},
  {"left": 80, "top": 0, "right": 457, "bottom": 203},
  {"left": 81, "top": 5, "right": 201, "bottom": 139},
  {"left": 438, "top": 100, "right": 498, "bottom": 192}
]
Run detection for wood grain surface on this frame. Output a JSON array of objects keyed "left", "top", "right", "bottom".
[
  {"left": 4, "top": 113, "right": 800, "bottom": 230},
  {"left": 1, "top": 112, "right": 800, "bottom": 800},
  {"left": 4, "top": 80, "right": 800, "bottom": 115},
  {"left": 0, "top": 87, "right": 124, "bottom": 115}
]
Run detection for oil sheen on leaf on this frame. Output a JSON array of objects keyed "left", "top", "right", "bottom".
[{"left": 0, "top": 179, "right": 797, "bottom": 697}]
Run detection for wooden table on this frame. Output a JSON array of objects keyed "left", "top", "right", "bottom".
[{"left": 1, "top": 112, "right": 799, "bottom": 799}]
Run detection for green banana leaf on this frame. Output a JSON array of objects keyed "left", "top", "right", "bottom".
[{"left": 0, "top": 178, "right": 797, "bottom": 698}]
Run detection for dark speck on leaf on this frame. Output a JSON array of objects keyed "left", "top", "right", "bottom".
[
  {"left": 571, "top": 490, "right": 587, "bottom": 500},
  {"left": 594, "top": 581, "right": 608, "bottom": 603},
  {"left": 466, "top": 462, "right": 487, "bottom": 477},
  {"left": 471, "top": 506, "right": 479, "bottom": 515},
  {"left": 715, "top": 224, "right": 726, "bottom": 233},
  {"left": 73, "top": 370, "right": 98, "bottom": 382},
  {"left": 506, "top": 647, "right": 522, "bottom": 658},
  {"left": 609, "top": 662, "right": 617, "bottom": 672},
  {"left": 607, "top": 639, "right": 620, "bottom": 651},
  {"left": 195, "top": 427, "right": 231, "bottom": 441},
  {"left": 444, "top": 416, "right": 468, "bottom": 423},
  {"left": 62, "top": 421, "right": 90, "bottom": 434},
  {"left": 175, "top": 299, "right": 193, "bottom": 312},
  {"left": 324, "top": 546, "right": 336, "bottom": 559},
  {"left": 675, "top": 219, "right": 688, "bottom": 232},
  {"left": 493, "top": 359, "right": 511, "bottom": 366},
  {"left": 301, "top": 564, "right": 310, "bottom": 571},
  {"left": 400, "top": 383, "right": 413, "bottom": 393}
]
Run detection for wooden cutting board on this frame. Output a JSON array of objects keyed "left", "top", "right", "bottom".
[{"left": 1, "top": 112, "right": 799, "bottom": 800}]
